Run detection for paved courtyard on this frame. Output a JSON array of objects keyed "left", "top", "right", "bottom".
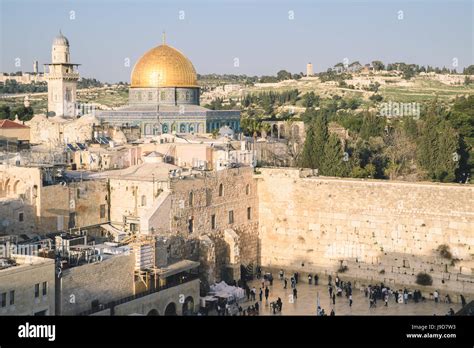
[{"left": 238, "top": 278, "right": 461, "bottom": 316}]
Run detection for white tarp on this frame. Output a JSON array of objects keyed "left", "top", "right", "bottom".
[{"left": 209, "top": 281, "right": 245, "bottom": 300}]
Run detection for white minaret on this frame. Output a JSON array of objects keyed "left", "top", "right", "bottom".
[{"left": 45, "top": 31, "right": 80, "bottom": 117}]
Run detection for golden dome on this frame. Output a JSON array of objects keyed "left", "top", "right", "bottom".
[{"left": 131, "top": 44, "right": 197, "bottom": 88}]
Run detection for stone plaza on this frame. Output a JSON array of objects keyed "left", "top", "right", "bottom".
[{"left": 241, "top": 278, "right": 461, "bottom": 316}]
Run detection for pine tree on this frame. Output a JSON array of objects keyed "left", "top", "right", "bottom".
[
  {"left": 360, "top": 111, "right": 383, "bottom": 140},
  {"left": 321, "top": 134, "right": 346, "bottom": 176},
  {"left": 417, "top": 103, "right": 459, "bottom": 182},
  {"left": 313, "top": 114, "right": 329, "bottom": 169},
  {"left": 300, "top": 122, "right": 317, "bottom": 168},
  {"left": 417, "top": 108, "right": 440, "bottom": 177},
  {"left": 435, "top": 123, "right": 459, "bottom": 182}
]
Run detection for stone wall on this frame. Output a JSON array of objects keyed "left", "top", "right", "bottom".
[
  {"left": 257, "top": 168, "right": 474, "bottom": 297},
  {"left": 113, "top": 278, "right": 200, "bottom": 316},
  {"left": 0, "top": 255, "right": 55, "bottom": 315},
  {"left": 168, "top": 167, "right": 259, "bottom": 281},
  {"left": 57, "top": 253, "right": 135, "bottom": 315}
]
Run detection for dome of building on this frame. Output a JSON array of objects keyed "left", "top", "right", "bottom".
[
  {"left": 53, "top": 31, "right": 69, "bottom": 46},
  {"left": 131, "top": 43, "right": 197, "bottom": 88}
]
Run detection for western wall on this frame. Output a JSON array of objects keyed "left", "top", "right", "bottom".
[{"left": 256, "top": 168, "right": 474, "bottom": 297}]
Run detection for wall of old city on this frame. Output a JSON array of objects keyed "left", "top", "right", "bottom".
[
  {"left": 169, "top": 167, "right": 259, "bottom": 281},
  {"left": 257, "top": 168, "right": 474, "bottom": 296},
  {"left": 57, "top": 253, "right": 135, "bottom": 315}
]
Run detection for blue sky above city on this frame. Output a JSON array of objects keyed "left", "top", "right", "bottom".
[{"left": 1, "top": 0, "right": 472, "bottom": 83}]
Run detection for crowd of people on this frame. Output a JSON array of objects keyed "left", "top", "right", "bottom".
[{"left": 210, "top": 268, "right": 469, "bottom": 316}]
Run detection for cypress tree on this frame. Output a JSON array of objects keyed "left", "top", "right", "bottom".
[
  {"left": 300, "top": 122, "right": 317, "bottom": 168},
  {"left": 321, "top": 134, "right": 346, "bottom": 176},
  {"left": 313, "top": 113, "right": 329, "bottom": 169}
]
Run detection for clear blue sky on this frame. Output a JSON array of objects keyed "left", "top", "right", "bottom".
[{"left": 1, "top": 0, "right": 472, "bottom": 83}]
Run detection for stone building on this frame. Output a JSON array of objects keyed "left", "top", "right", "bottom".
[
  {"left": 0, "top": 254, "right": 55, "bottom": 315},
  {"left": 0, "top": 119, "right": 30, "bottom": 142},
  {"left": 0, "top": 164, "right": 109, "bottom": 234}
]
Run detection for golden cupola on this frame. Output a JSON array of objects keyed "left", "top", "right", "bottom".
[{"left": 131, "top": 41, "right": 197, "bottom": 88}]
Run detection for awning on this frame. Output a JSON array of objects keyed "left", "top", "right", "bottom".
[{"left": 157, "top": 260, "right": 200, "bottom": 278}]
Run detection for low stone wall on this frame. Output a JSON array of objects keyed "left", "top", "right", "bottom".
[{"left": 113, "top": 279, "right": 200, "bottom": 316}]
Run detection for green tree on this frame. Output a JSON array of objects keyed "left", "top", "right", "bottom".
[
  {"left": 372, "top": 60, "right": 385, "bottom": 71},
  {"left": 417, "top": 103, "right": 460, "bottom": 182},
  {"left": 276, "top": 70, "right": 292, "bottom": 81},
  {"left": 312, "top": 114, "right": 329, "bottom": 169},
  {"left": 300, "top": 122, "right": 317, "bottom": 168},
  {"left": 360, "top": 111, "right": 384, "bottom": 140},
  {"left": 321, "top": 134, "right": 346, "bottom": 176},
  {"left": 0, "top": 105, "right": 11, "bottom": 120}
]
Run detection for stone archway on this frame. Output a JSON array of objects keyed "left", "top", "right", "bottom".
[
  {"left": 164, "top": 302, "right": 177, "bottom": 316},
  {"left": 182, "top": 296, "right": 194, "bottom": 316},
  {"left": 147, "top": 309, "right": 159, "bottom": 316}
]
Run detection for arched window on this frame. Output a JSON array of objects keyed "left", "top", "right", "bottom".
[
  {"left": 218, "top": 183, "right": 223, "bottom": 197},
  {"left": 189, "top": 191, "right": 194, "bottom": 207},
  {"left": 245, "top": 184, "right": 250, "bottom": 195},
  {"left": 141, "top": 195, "right": 146, "bottom": 206}
]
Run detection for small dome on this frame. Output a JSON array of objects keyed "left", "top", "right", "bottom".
[{"left": 53, "top": 31, "right": 69, "bottom": 46}]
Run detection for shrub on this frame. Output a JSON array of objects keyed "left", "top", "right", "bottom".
[
  {"left": 338, "top": 265, "right": 348, "bottom": 273},
  {"left": 437, "top": 244, "right": 453, "bottom": 259},
  {"left": 416, "top": 272, "right": 433, "bottom": 286}
]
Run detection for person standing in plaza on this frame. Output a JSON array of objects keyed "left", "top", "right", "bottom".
[
  {"left": 404, "top": 291, "right": 408, "bottom": 304},
  {"left": 293, "top": 287, "right": 298, "bottom": 299},
  {"left": 308, "top": 274, "right": 312, "bottom": 285},
  {"left": 329, "top": 284, "right": 333, "bottom": 298},
  {"left": 434, "top": 290, "right": 439, "bottom": 303},
  {"left": 265, "top": 286, "right": 270, "bottom": 301},
  {"left": 330, "top": 309, "right": 335, "bottom": 316},
  {"left": 384, "top": 294, "right": 389, "bottom": 307},
  {"left": 332, "top": 293, "right": 336, "bottom": 305},
  {"left": 279, "top": 269, "right": 284, "bottom": 280},
  {"left": 349, "top": 294, "right": 353, "bottom": 307},
  {"left": 284, "top": 277, "right": 288, "bottom": 289},
  {"left": 259, "top": 288, "right": 263, "bottom": 302},
  {"left": 251, "top": 287, "right": 256, "bottom": 301},
  {"left": 315, "top": 274, "right": 319, "bottom": 285}
]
